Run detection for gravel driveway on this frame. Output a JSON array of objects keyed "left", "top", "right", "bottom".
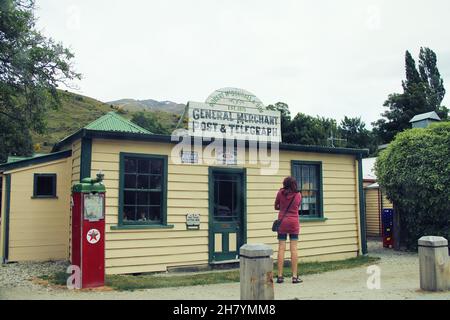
[{"left": 0, "top": 240, "right": 449, "bottom": 300}]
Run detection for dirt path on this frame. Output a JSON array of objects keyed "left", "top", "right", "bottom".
[{"left": 1, "top": 241, "right": 449, "bottom": 300}]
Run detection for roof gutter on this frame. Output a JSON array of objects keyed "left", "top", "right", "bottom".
[
  {"left": 55, "top": 129, "right": 369, "bottom": 157},
  {"left": 0, "top": 149, "right": 72, "bottom": 173}
]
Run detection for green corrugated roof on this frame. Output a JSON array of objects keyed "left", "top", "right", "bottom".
[{"left": 84, "top": 112, "right": 151, "bottom": 134}]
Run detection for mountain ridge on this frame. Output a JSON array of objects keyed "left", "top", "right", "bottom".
[{"left": 107, "top": 98, "right": 186, "bottom": 114}]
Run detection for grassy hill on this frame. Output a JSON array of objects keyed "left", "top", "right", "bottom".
[{"left": 32, "top": 91, "right": 182, "bottom": 153}]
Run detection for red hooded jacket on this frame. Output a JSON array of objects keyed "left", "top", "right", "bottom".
[{"left": 275, "top": 188, "right": 301, "bottom": 235}]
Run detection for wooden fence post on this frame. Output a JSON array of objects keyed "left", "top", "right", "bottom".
[
  {"left": 418, "top": 236, "right": 450, "bottom": 291},
  {"left": 240, "top": 243, "right": 274, "bottom": 300}
]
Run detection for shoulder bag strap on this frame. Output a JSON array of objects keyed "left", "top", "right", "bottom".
[{"left": 278, "top": 193, "right": 297, "bottom": 225}]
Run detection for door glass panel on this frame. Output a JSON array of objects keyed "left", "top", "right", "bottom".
[{"left": 213, "top": 174, "right": 240, "bottom": 222}]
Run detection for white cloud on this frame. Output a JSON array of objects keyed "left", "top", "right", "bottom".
[{"left": 35, "top": 0, "right": 450, "bottom": 126}]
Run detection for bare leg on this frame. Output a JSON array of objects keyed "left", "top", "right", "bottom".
[
  {"left": 277, "top": 240, "right": 286, "bottom": 277},
  {"left": 290, "top": 240, "right": 298, "bottom": 277}
]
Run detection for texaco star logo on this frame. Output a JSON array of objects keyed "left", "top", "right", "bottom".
[{"left": 86, "top": 229, "right": 101, "bottom": 244}]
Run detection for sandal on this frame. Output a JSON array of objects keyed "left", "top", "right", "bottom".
[
  {"left": 276, "top": 276, "right": 284, "bottom": 284},
  {"left": 292, "top": 276, "right": 303, "bottom": 284}
]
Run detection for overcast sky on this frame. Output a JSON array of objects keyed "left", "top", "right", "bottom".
[{"left": 35, "top": 0, "right": 450, "bottom": 127}]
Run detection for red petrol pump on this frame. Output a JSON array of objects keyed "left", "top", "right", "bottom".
[{"left": 71, "top": 173, "right": 106, "bottom": 288}]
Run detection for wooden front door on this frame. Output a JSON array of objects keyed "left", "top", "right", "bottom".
[{"left": 209, "top": 168, "right": 246, "bottom": 263}]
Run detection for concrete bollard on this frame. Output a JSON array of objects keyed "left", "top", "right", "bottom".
[
  {"left": 418, "top": 236, "right": 450, "bottom": 291},
  {"left": 240, "top": 243, "right": 274, "bottom": 300}
]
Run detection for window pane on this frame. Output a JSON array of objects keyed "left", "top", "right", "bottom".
[
  {"left": 122, "top": 156, "right": 165, "bottom": 225},
  {"left": 293, "top": 163, "right": 321, "bottom": 217},
  {"left": 310, "top": 166, "right": 317, "bottom": 190},
  {"left": 124, "top": 191, "right": 136, "bottom": 205},
  {"left": 125, "top": 158, "right": 137, "bottom": 173},
  {"left": 149, "top": 207, "right": 161, "bottom": 222},
  {"left": 151, "top": 160, "right": 163, "bottom": 174},
  {"left": 137, "top": 175, "right": 149, "bottom": 189},
  {"left": 137, "top": 191, "right": 149, "bottom": 205},
  {"left": 124, "top": 174, "right": 136, "bottom": 189},
  {"left": 301, "top": 165, "right": 310, "bottom": 190},
  {"left": 138, "top": 159, "right": 150, "bottom": 173},
  {"left": 35, "top": 175, "right": 55, "bottom": 196},
  {"left": 150, "top": 176, "right": 162, "bottom": 190},
  {"left": 136, "top": 207, "right": 149, "bottom": 222},
  {"left": 150, "top": 192, "right": 161, "bottom": 206},
  {"left": 123, "top": 206, "right": 136, "bottom": 222}
]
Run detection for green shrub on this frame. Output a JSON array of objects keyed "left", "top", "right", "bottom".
[{"left": 375, "top": 122, "right": 450, "bottom": 250}]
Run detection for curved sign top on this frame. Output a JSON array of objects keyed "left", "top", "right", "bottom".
[
  {"left": 187, "top": 88, "right": 281, "bottom": 142},
  {"left": 205, "top": 87, "right": 265, "bottom": 112}
]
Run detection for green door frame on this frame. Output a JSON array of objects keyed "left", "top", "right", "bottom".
[{"left": 208, "top": 167, "right": 247, "bottom": 263}]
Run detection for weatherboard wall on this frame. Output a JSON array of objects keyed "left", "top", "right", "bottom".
[
  {"left": 4, "top": 159, "right": 72, "bottom": 262},
  {"left": 91, "top": 138, "right": 361, "bottom": 275},
  {"left": 364, "top": 187, "right": 393, "bottom": 237},
  {"left": 68, "top": 139, "right": 82, "bottom": 261},
  {"left": 365, "top": 188, "right": 381, "bottom": 236}
]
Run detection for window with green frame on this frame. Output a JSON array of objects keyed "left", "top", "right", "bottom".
[
  {"left": 292, "top": 161, "right": 323, "bottom": 218},
  {"left": 33, "top": 173, "right": 57, "bottom": 198},
  {"left": 119, "top": 153, "right": 167, "bottom": 225}
]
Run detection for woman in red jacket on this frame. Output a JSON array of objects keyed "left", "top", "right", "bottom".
[{"left": 274, "top": 176, "right": 302, "bottom": 284}]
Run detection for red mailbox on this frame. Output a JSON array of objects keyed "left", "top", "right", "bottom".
[{"left": 71, "top": 173, "right": 106, "bottom": 288}]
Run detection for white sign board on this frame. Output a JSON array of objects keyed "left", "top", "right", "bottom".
[
  {"left": 186, "top": 213, "right": 200, "bottom": 229},
  {"left": 187, "top": 88, "right": 281, "bottom": 142},
  {"left": 84, "top": 194, "right": 104, "bottom": 221},
  {"left": 180, "top": 151, "right": 198, "bottom": 164},
  {"left": 216, "top": 150, "right": 237, "bottom": 165}
]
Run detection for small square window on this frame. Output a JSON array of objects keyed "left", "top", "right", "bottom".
[{"left": 33, "top": 174, "right": 57, "bottom": 198}]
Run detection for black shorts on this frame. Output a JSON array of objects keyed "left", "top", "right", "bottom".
[{"left": 277, "top": 233, "right": 299, "bottom": 241}]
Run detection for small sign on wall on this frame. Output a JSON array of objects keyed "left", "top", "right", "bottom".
[
  {"left": 180, "top": 151, "right": 199, "bottom": 164},
  {"left": 216, "top": 150, "right": 237, "bottom": 165},
  {"left": 186, "top": 213, "right": 200, "bottom": 230}
]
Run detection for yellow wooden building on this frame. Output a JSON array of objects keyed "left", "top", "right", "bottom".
[
  {"left": 362, "top": 158, "right": 393, "bottom": 237},
  {"left": 0, "top": 109, "right": 369, "bottom": 274}
]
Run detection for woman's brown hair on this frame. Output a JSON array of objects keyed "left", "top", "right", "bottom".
[{"left": 282, "top": 176, "right": 298, "bottom": 194}]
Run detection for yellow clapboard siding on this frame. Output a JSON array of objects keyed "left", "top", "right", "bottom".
[
  {"left": 250, "top": 231, "right": 358, "bottom": 244},
  {"left": 9, "top": 245, "right": 68, "bottom": 262},
  {"left": 10, "top": 232, "right": 68, "bottom": 242},
  {"left": 168, "top": 174, "right": 209, "bottom": 183},
  {"left": 323, "top": 184, "right": 356, "bottom": 191},
  {"left": 10, "top": 239, "right": 67, "bottom": 247},
  {"left": 298, "top": 251, "right": 357, "bottom": 263},
  {"left": 107, "top": 236, "right": 208, "bottom": 249},
  {"left": 106, "top": 252, "right": 209, "bottom": 267},
  {"left": 247, "top": 211, "right": 358, "bottom": 223},
  {"left": 106, "top": 244, "right": 208, "bottom": 259},
  {"left": 365, "top": 188, "right": 381, "bottom": 236},
  {"left": 7, "top": 158, "right": 71, "bottom": 262},
  {"left": 82, "top": 139, "right": 361, "bottom": 274},
  {"left": 105, "top": 260, "right": 209, "bottom": 275},
  {"left": 101, "top": 188, "right": 208, "bottom": 200},
  {"left": 91, "top": 161, "right": 119, "bottom": 172},
  {"left": 297, "top": 244, "right": 359, "bottom": 258},
  {"left": 248, "top": 224, "right": 357, "bottom": 238},
  {"left": 169, "top": 182, "right": 208, "bottom": 191},
  {"left": 248, "top": 218, "right": 357, "bottom": 231},
  {"left": 105, "top": 229, "right": 209, "bottom": 240}
]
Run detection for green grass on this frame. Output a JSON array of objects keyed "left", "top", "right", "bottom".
[{"left": 42, "top": 256, "right": 379, "bottom": 291}]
